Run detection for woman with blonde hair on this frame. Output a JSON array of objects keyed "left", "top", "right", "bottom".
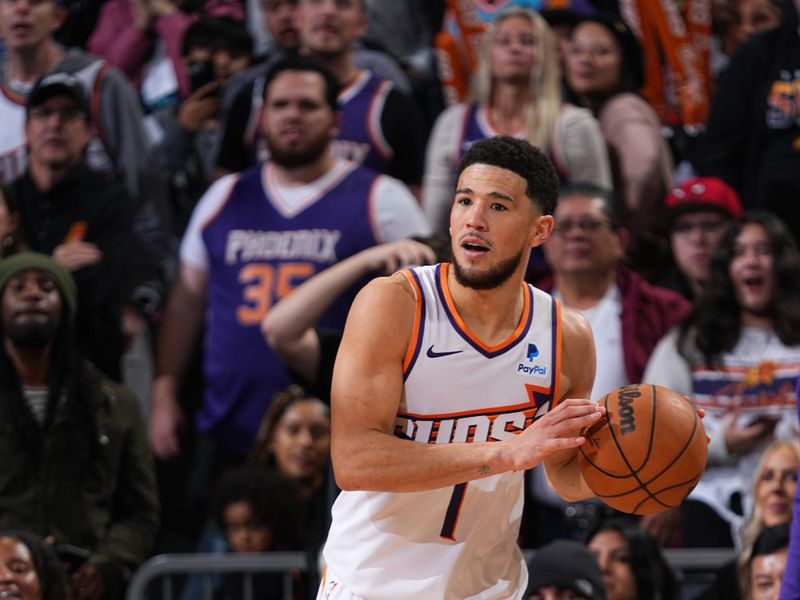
[
  {"left": 422, "top": 6, "right": 611, "bottom": 232},
  {"left": 738, "top": 439, "right": 800, "bottom": 597}
]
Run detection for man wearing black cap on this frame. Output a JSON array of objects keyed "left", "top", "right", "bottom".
[
  {"left": 0, "top": 252, "right": 159, "bottom": 600},
  {"left": 10, "top": 74, "right": 164, "bottom": 381},
  {"left": 526, "top": 540, "right": 607, "bottom": 600}
]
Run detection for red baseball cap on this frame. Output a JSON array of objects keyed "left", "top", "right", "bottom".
[{"left": 665, "top": 177, "right": 743, "bottom": 222}]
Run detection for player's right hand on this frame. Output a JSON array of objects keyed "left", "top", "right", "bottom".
[
  {"left": 507, "top": 398, "right": 604, "bottom": 471},
  {"left": 149, "top": 379, "right": 184, "bottom": 459}
]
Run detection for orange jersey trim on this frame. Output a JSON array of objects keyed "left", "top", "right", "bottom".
[{"left": 401, "top": 269, "right": 424, "bottom": 374}]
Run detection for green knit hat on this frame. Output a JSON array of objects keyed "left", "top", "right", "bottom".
[{"left": 0, "top": 252, "right": 78, "bottom": 319}]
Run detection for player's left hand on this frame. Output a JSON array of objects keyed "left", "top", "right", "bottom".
[
  {"left": 687, "top": 398, "right": 710, "bottom": 444},
  {"left": 504, "top": 398, "right": 605, "bottom": 471}
]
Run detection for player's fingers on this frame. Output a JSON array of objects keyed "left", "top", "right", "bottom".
[
  {"left": 547, "top": 412, "right": 604, "bottom": 439},
  {"left": 546, "top": 402, "right": 604, "bottom": 423},
  {"left": 544, "top": 435, "right": 586, "bottom": 451}
]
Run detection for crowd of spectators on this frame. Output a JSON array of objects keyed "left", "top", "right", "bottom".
[{"left": 1, "top": 0, "right": 800, "bottom": 598}]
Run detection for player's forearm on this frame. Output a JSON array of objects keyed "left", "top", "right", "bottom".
[
  {"left": 543, "top": 450, "right": 594, "bottom": 502},
  {"left": 332, "top": 429, "right": 515, "bottom": 492}
]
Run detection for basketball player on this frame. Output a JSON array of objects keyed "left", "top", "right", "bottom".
[{"left": 320, "top": 136, "right": 605, "bottom": 599}]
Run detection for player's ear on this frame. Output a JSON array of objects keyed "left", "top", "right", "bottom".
[{"left": 529, "top": 215, "right": 554, "bottom": 248}]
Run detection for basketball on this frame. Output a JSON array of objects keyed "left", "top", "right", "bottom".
[{"left": 578, "top": 384, "right": 708, "bottom": 515}]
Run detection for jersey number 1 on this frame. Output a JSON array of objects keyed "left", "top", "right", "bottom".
[{"left": 440, "top": 482, "right": 468, "bottom": 541}]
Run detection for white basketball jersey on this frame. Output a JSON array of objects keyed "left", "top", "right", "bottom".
[
  {"left": 0, "top": 61, "right": 113, "bottom": 183},
  {"left": 323, "top": 263, "right": 562, "bottom": 600}
]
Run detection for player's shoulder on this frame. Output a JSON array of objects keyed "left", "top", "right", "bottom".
[
  {"left": 346, "top": 272, "right": 419, "bottom": 346},
  {"left": 356, "top": 271, "right": 417, "bottom": 308}
]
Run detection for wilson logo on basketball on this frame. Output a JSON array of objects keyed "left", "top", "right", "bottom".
[{"left": 617, "top": 385, "right": 639, "bottom": 435}]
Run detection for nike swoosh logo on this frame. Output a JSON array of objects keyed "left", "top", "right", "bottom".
[{"left": 426, "top": 345, "right": 463, "bottom": 358}]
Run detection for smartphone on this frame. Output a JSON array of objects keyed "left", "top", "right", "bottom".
[{"left": 188, "top": 59, "right": 217, "bottom": 94}]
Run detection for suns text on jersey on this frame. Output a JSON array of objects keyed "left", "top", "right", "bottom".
[{"left": 393, "top": 407, "right": 544, "bottom": 444}]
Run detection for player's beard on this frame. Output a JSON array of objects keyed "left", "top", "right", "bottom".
[
  {"left": 266, "top": 131, "right": 329, "bottom": 169},
  {"left": 452, "top": 248, "right": 526, "bottom": 290}
]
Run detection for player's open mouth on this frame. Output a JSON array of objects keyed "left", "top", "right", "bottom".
[{"left": 462, "top": 243, "right": 488, "bottom": 253}]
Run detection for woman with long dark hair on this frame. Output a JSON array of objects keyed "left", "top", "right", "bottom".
[
  {"left": 586, "top": 518, "right": 678, "bottom": 600},
  {"left": 643, "top": 212, "right": 800, "bottom": 547},
  {"left": 563, "top": 13, "right": 672, "bottom": 230}
]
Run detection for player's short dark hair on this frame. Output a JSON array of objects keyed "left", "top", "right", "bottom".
[
  {"left": 455, "top": 136, "right": 559, "bottom": 215},
  {"left": 264, "top": 55, "right": 340, "bottom": 111},
  {"left": 559, "top": 182, "right": 624, "bottom": 230}
]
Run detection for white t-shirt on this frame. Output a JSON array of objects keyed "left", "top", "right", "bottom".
[{"left": 554, "top": 284, "right": 628, "bottom": 400}]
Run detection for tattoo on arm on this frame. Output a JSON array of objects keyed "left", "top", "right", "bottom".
[{"left": 478, "top": 465, "right": 490, "bottom": 475}]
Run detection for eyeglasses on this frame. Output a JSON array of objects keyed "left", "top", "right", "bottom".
[
  {"left": 671, "top": 218, "right": 727, "bottom": 236},
  {"left": 552, "top": 217, "right": 612, "bottom": 236},
  {"left": 28, "top": 105, "right": 85, "bottom": 123}
]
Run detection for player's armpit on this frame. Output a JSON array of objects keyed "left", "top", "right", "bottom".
[
  {"left": 556, "top": 307, "right": 596, "bottom": 406},
  {"left": 544, "top": 307, "right": 597, "bottom": 501}
]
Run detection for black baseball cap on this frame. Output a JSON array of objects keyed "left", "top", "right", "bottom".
[
  {"left": 26, "top": 73, "right": 90, "bottom": 118},
  {"left": 526, "top": 540, "right": 607, "bottom": 600}
]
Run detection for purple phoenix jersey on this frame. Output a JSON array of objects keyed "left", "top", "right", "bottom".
[
  {"left": 199, "top": 162, "right": 381, "bottom": 454},
  {"left": 332, "top": 71, "right": 394, "bottom": 174}
]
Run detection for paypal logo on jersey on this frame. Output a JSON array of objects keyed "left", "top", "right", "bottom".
[{"left": 517, "top": 343, "right": 546, "bottom": 375}]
